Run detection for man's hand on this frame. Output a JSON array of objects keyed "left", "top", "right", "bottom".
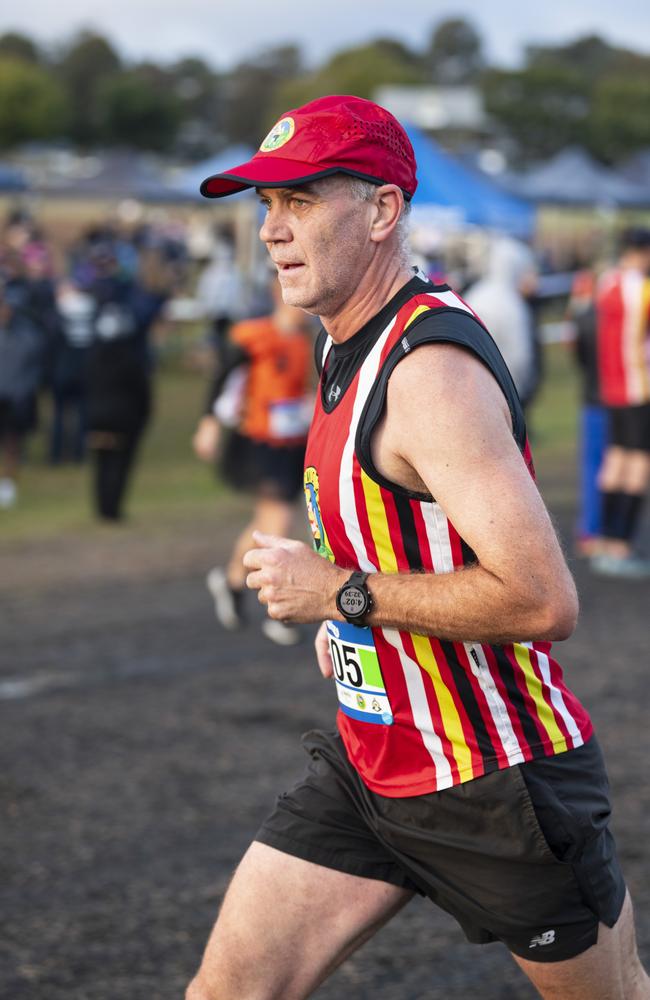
[
  {"left": 243, "top": 532, "right": 347, "bottom": 624},
  {"left": 192, "top": 415, "right": 220, "bottom": 462}
]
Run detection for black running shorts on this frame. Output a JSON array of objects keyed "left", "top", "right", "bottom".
[
  {"left": 219, "top": 429, "right": 306, "bottom": 502},
  {"left": 607, "top": 403, "right": 650, "bottom": 452},
  {"left": 256, "top": 730, "right": 626, "bottom": 964}
]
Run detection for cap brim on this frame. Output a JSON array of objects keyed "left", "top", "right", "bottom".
[{"left": 200, "top": 156, "right": 345, "bottom": 199}]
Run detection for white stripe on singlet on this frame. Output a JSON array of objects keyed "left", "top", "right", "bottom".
[
  {"left": 621, "top": 269, "right": 647, "bottom": 403},
  {"left": 521, "top": 642, "right": 584, "bottom": 748},
  {"left": 464, "top": 641, "right": 525, "bottom": 765},
  {"left": 335, "top": 315, "right": 452, "bottom": 785},
  {"left": 380, "top": 628, "right": 454, "bottom": 788},
  {"left": 421, "top": 497, "right": 526, "bottom": 764},
  {"left": 336, "top": 319, "right": 396, "bottom": 573},
  {"left": 426, "top": 289, "right": 474, "bottom": 314}
]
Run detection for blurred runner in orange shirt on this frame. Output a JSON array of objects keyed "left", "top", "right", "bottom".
[{"left": 193, "top": 278, "right": 314, "bottom": 643}]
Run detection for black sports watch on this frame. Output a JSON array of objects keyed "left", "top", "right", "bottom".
[{"left": 335, "top": 571, "right": 374, "bottom": 625}]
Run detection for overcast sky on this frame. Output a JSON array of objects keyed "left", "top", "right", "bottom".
[{"left": 3, "top": 0, "right": 650, "bottom": 70}]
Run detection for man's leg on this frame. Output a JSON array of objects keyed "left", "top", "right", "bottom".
[
  {"left": 186, "top": 841, "right": 413, "bottom": 1000},
  {"left": 512, "top": 890, "right": 650, "bottom": 1000},
  {"left": 226, "top": 496, "right": 295, "bottom": 589}
]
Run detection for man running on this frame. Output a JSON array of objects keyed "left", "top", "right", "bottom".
[{"left": 187, "top": 95, "right": 649, "bottom": 1000}]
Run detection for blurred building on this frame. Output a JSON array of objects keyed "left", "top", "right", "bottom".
[{"left": 374, "top": 85, "right": 490, "bottom": 152}]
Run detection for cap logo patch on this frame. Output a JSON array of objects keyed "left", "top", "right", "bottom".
[{"left": 260, "top": 117, "right": 295, "bottom": 152}]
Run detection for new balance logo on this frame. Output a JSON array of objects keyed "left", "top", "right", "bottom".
[
  {"left": 401, "top": 336, "right": 411, "bottom": 353},
  {"left": 529, "top": 930, "right": 556, "bottom": 948}
]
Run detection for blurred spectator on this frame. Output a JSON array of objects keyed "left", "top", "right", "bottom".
[
  {"left": 49, "top": 279, "right": 94, "bottom": 464},
  {"left": 566, "top": 269, "right": 608, "bottom": 556},
  {"left": 0, "top": 279, "right": 47, "bottom": 508},
  {"left": 464, "top": 236, "right": 540, "bottom": 410},
  {"left": 85, "top": 243, "right": 168, "bottom": 521},
  {"left": 591, "top": 227, "right": 650, "bottom": 577},
  {"left": 195, "top": 229, "right": 247, "bottom": 359},
  {"left": 193, "top": 279, "right": 314, "bottom": 645}
]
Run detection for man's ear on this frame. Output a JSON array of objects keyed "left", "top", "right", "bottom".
[{"left": 369, "top": 185, "right": 404, "bottom": 245}]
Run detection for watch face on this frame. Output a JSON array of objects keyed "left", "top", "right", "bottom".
[{"left": 339, "top": 585, "right": 367, "bottom": 617}]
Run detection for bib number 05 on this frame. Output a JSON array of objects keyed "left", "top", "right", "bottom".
[{"left": 326, "top": 620, "right": 393, "bottom": 726}]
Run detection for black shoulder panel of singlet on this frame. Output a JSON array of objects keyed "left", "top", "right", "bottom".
[
  {"left": 316, "top": 276, "right": 439, "bottom": 411},
  {"left": 356, "top": 307, "right": 528, "bottom": 502},
  {"left": 314, "top": 327, "right": 329, "bottom": 376}
]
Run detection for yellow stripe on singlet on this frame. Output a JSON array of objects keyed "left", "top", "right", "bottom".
[
  {"left": 404, "top": 304, "right": 433, "bottom": 329},
  {"left": 360, "top": 469, "right": 398, "bottom": 574},
  {"left": 410, "top": 633, "right": 475, "bottom": 780},
  {"left": 513, "top": 644, "right": 567, "bottom": 752},
  {"left": 636, "top": 279, "right": 650, "bottom": 400}
]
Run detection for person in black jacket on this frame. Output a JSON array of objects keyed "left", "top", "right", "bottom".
[{"left": 85, "top": 244, "right": 166, "bottom": 521}]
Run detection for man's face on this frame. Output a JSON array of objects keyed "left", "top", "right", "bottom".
[{"left": 257, "top": 177, "right": 376, "bottom": 317}]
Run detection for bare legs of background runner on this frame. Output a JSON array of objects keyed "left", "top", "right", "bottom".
[{"left": 225, "top": 496, "right": 295, "bottom": 591}]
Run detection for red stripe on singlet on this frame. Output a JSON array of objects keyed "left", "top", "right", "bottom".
[
  {"left": 446, "top": 520, "right": 466, "bottom": 569},
  {"left": 351, "top": 453, "right": 380, "bottom": 570},
  {"left": 481, "top": 643, "right": 534, "bottom": 761},
  {"left": 430, "top": 637, "right": 485, "bottom": 779},
  {"left": 453, "top": 641, "right": 511, "bottom": 770},
  {"left": 379, "top": 486, "right": 412, "bottom": 572},
  {"left": 401, "top": 630, "right": 462, "bottom": 785},
  {"left": 502, "top": 644, "right": 552, "bottom": 748},
  {"left": 412, "top": 502, "right": 435, "bottom": 572}
]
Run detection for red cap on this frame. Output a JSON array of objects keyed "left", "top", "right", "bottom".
[{"left": 200, "top": 95, "right": 417, "bottom": 201}]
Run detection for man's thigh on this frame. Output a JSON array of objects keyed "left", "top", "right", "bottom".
[{"left": 189, "top": 841, "right": 413, "bottom": 1000}]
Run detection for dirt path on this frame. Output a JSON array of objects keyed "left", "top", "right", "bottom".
[{"left": 1, "top": 490, "right": 649, "bottom": 999}]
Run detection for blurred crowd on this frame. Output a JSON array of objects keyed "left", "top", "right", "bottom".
[
  {"left": 0, "top": 210, "right": 183, "bottom": 516},
  {"left": 1, "top": 203, "right": 649, "bottom": 582},
  {"left": 0, "top": 207, "right": 196, "bottom": 518}
]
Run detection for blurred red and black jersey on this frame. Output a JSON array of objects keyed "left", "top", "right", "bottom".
[{"left": 596, "top": 267, "right": 650, "bottom": 406}]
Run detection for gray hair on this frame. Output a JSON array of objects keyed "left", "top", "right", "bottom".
[
  {"left": 347, "top": 178, "right": 412, "bottom": 268},
  {"left": 310, "top": 175, "right": 411, "bottom": 267}
]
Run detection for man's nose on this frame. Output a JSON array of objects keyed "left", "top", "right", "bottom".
[{"left": 259, "top": 207, "right": 291, "bottom": 244}]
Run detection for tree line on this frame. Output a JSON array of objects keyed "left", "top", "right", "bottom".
[{"left": 0, "top": 20, "right": 649, "bottom": 165}]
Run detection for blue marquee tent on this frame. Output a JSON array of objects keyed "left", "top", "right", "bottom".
[
  {"left": 516, "top": 147, "right": 650, "bottom": 208},
  {"left": 168, "top": 146, "right": 254, "bottom": 201},
  {"left": 405, "top": 125, "right": 535, "bottom": 238},
  {"left": 0, "top": 163, "right": 28, "bottom": 192}
]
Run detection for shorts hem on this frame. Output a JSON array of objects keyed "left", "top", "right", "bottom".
[
  {"left": 254, "top": 830, "right": 416, "bottom": 891},
  {"left": 505, "top": 923, "right": 599, "bottom": 963}
]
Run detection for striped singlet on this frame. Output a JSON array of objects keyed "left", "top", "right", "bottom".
[
  {"left": 596, "top": 267, "right": 650, "bottom": 406},
  {"left": 304, "top": 276, "right": 592, "bottom": 797}
]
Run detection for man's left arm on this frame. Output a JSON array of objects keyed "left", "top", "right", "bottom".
[{"left": 243, "top": 344, "right": 578, "bottom": 646}]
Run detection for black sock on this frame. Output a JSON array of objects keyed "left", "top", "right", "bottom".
[
  {"left": 600, "top": 490, "right": 626, "bottom": 539},
  {"left": 618, "top": 493, "right": 645, "bottom": 543}
]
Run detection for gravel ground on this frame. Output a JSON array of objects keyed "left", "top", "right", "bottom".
[{"left": 1, "top": 499, "right": 649, "bottom": 1000}]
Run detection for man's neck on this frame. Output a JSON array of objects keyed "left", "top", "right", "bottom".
[{"left": 320, "top": 260, "right": 414, "bottom": 344}]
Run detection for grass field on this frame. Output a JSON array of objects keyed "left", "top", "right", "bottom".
[{"left": 0, "top": 343, "right": 581, "bottom": 543}]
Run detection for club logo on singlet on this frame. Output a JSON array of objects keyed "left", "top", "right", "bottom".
[
  {"left": 304, "top": 466, "right": 334, "bottom": 562},
  {"left": 260, "top": 117, "right": 295, "bottom": 152}
]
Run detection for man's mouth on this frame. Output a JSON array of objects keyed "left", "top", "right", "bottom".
[{"left": 276, "top": 262, "right": 304, "bottom": 272}]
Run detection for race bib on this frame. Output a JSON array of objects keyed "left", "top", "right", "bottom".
[
  {"left": 269, "top": 398, "right": 311, "bottom": 438},
  {"left": 326, "top": 620, "right": 393, "bottom": 725}
]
